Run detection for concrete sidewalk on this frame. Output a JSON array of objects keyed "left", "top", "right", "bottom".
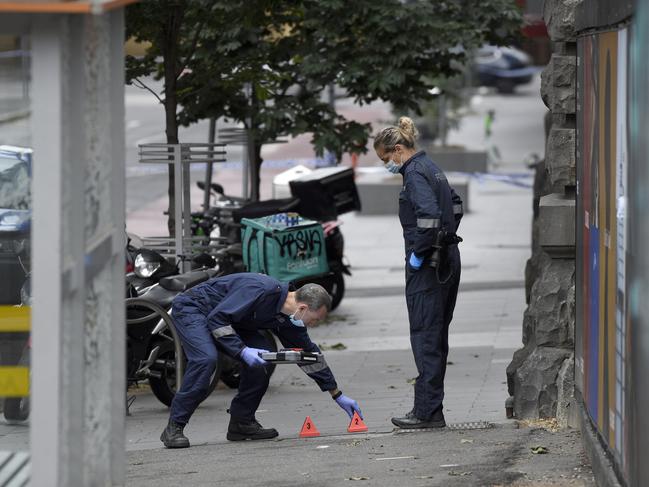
[
  {"left": 124, "top": 174, "right": 532, "bottom": 448},
  {"left": 123, "top": 75, "right": 595, "bottom": 485},
  {"left": 124, "top": 177, "right": 595, "bottom": 486}
]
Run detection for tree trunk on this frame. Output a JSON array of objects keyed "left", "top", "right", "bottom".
[
  {"left": 162, "top": 5, "right": 184, "bottom": 236},
  {"left": 250, "top": 142, "right": 262, "bottom": 202},
  {"left": 247, "top": 88, "right": 262, "bottom": 202}
]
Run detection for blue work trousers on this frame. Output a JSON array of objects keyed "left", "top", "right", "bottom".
[
  {"left": 405, "top": 251, "right": 461, "bottom": 420},
  {"left": 169, "top": 297, "right": 273, "bottom": 424}
]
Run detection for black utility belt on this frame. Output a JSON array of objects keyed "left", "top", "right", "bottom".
[{"left": 438, "top": 232, "right": 463, "bottom": 246}]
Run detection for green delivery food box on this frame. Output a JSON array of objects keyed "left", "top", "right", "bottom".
[{"left": 241, "top": 214, "right": 329, "bottom": 282}]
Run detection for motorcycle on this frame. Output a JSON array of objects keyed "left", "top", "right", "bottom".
[
  {"left": 194, "top": 182, "right": 351, "bottom": 310},
  {"left": 127, "top": 269, "right": 219, "bottom": 407},
  {"left": 125, "top": 232, "right": 216, "bottom": 296}
]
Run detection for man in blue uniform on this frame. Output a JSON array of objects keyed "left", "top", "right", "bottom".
[
  {"left": 160, "top": 273, "right": 362, "bottom": 448},
  {"left": 374, "top": 117, "right": 463, "bottom": 429}
]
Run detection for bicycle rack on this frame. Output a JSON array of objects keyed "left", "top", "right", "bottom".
[{"left": 138, "top": 143, "right": 227, "bottom": 272}]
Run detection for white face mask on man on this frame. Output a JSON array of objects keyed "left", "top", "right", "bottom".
[{"left": 289, "top": 307, "right": 306, "bottom": 327}]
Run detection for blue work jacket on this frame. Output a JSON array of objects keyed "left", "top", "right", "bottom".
[
  {"left": 398, "top": 151, "right": 463, "bottom": 257},
  {"left": 177, "top": 272, "right": 337, "bottom": 391}
]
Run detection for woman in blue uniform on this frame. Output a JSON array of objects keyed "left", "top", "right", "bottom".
[{"left": 374, "top": 117, "right": 463, "bottom": 428}]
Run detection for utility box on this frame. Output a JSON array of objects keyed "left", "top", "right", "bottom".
[
  {"left": 289, "top": 166, "right": 361, "bottom": 221},
  {"left": 241, "top": 215, "right": 329, "bottom": 282}
]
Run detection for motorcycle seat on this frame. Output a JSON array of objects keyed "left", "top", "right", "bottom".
[
  {"left": 159, "top": 270, "right": 211, "bottom": 292},
  {"left": 226, "top": 243, "right": 242, "bottom": 256},
  {"left": 232, "top": 197, "right": 300, "bottom": 223},
  {"left": 138, "top": 284, "right": 177, "bottom": 310}
]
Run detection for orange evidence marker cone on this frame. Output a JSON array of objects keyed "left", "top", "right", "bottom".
[
  {"left": 347, "top": 411, "right": 368, "bottom": 433},
  {"left": 299, "top": 416, "right": 321, "bottom": 438}
]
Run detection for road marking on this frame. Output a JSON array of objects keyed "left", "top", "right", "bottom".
[
  {"left": 134, "top": 132, "right": 166, "bottom": 147},
  {"left": 125, "top": 93, "right": 161, "bottom": 106},
  {"left": 0, "top": 452, "right": 30, "bottom": 486},
  {"left": 375, "top": 456, "right": 415, "bottom": 461}
]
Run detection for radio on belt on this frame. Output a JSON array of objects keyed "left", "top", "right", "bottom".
[{"left": 259, "top": 348, "right": 323, "bottom": 365}]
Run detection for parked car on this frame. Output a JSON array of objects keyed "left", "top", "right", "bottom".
[
  {"left": 0, "top": 145, "right": 31, "bottom": 417},
  {"left": 0, "top": 145, "right": 31, "bottom": 305},
  {"left": 473, "top": 45, "right": 538, "bottom": 94}
]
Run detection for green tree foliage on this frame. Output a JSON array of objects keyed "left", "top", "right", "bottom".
[
  {"left": 125, "top": 0, "right": 214, "bottom": 233},
  {"left": 126, "top": 0, "right": 521, "bottom": 216}
]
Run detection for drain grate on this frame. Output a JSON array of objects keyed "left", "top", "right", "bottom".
[
  {"left": 448, "top": 421, "right": 494, "bottom": 430},
  {"left": 393, "top": 421, "right": 495, "bottom": 433}
]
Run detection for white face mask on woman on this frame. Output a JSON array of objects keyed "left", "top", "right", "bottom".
[
  {"left": 385, "top": 159, "right": 401, "bottom": 174},
  {"left": 384, "top": 150, "right": 403, "bottom": 174}
]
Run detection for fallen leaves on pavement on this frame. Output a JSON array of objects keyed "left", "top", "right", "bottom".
[
  {"left": 519, "top": 418, "right": 561, "bottom": 432},
  {"left": 448, "top": 471, "right": 472, "bottom": 476}
]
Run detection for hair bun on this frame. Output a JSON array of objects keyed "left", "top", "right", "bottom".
[{"left": 398, "top": 116, "right": 419, "bottom": 141}]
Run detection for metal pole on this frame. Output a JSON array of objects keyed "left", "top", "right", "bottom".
[
  {"left": 182, "top": 145, "right": 191, "bottom": 272},
  {"left": 203, "top": 118, "right": 216, "bottom": 211},
  {"left": 243, "top": 82, "right": 251, "bottom": 200},
  {"left": 173, "top": 145, "right": 183, "bottom": 271},
  {"left": 438, "top": 94, "right": 447, "bottom": 147},
  {"left": 31, "top": 18, "right": 65, "bottom": 485},
  {"left": 20, "top": 35, "right": 29, "bottom": 101},
  {"left": 324, "top": 83, "right": 337, "bottom": 166}
]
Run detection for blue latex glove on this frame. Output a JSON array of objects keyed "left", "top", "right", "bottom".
[
  {"left": 239, "top": 347, "right": 269, "bottom": 368},
  {"left": 409, "top": 252, "right": 423, "bottom": 270},
  {"left": 335, "top": 394, "right": 363, "bottom": 419}
]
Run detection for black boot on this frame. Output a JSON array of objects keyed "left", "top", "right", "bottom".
[
  {"left": 226, "top": 417, "right": 279, "bottom": 441},
  {"left": 391, "top": 407, "right": 446, "bottom": 429},
  {"left": 160, "top": 419, "right": 190, "bottom": 448}
]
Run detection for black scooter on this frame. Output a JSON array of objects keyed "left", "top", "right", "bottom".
[
  {"left": 126, "top": 269, "right": 220, "bottom": 407},
  {"left": 194, "top": 182, "right": 351, "bottom": 310},
  {"left": 125, "top": 232, "right": 216, "bottom": 296}
]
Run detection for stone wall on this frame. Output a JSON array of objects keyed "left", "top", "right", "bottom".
[{"left": 506, "top": 0, "right": 579, "bottom": 426}]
